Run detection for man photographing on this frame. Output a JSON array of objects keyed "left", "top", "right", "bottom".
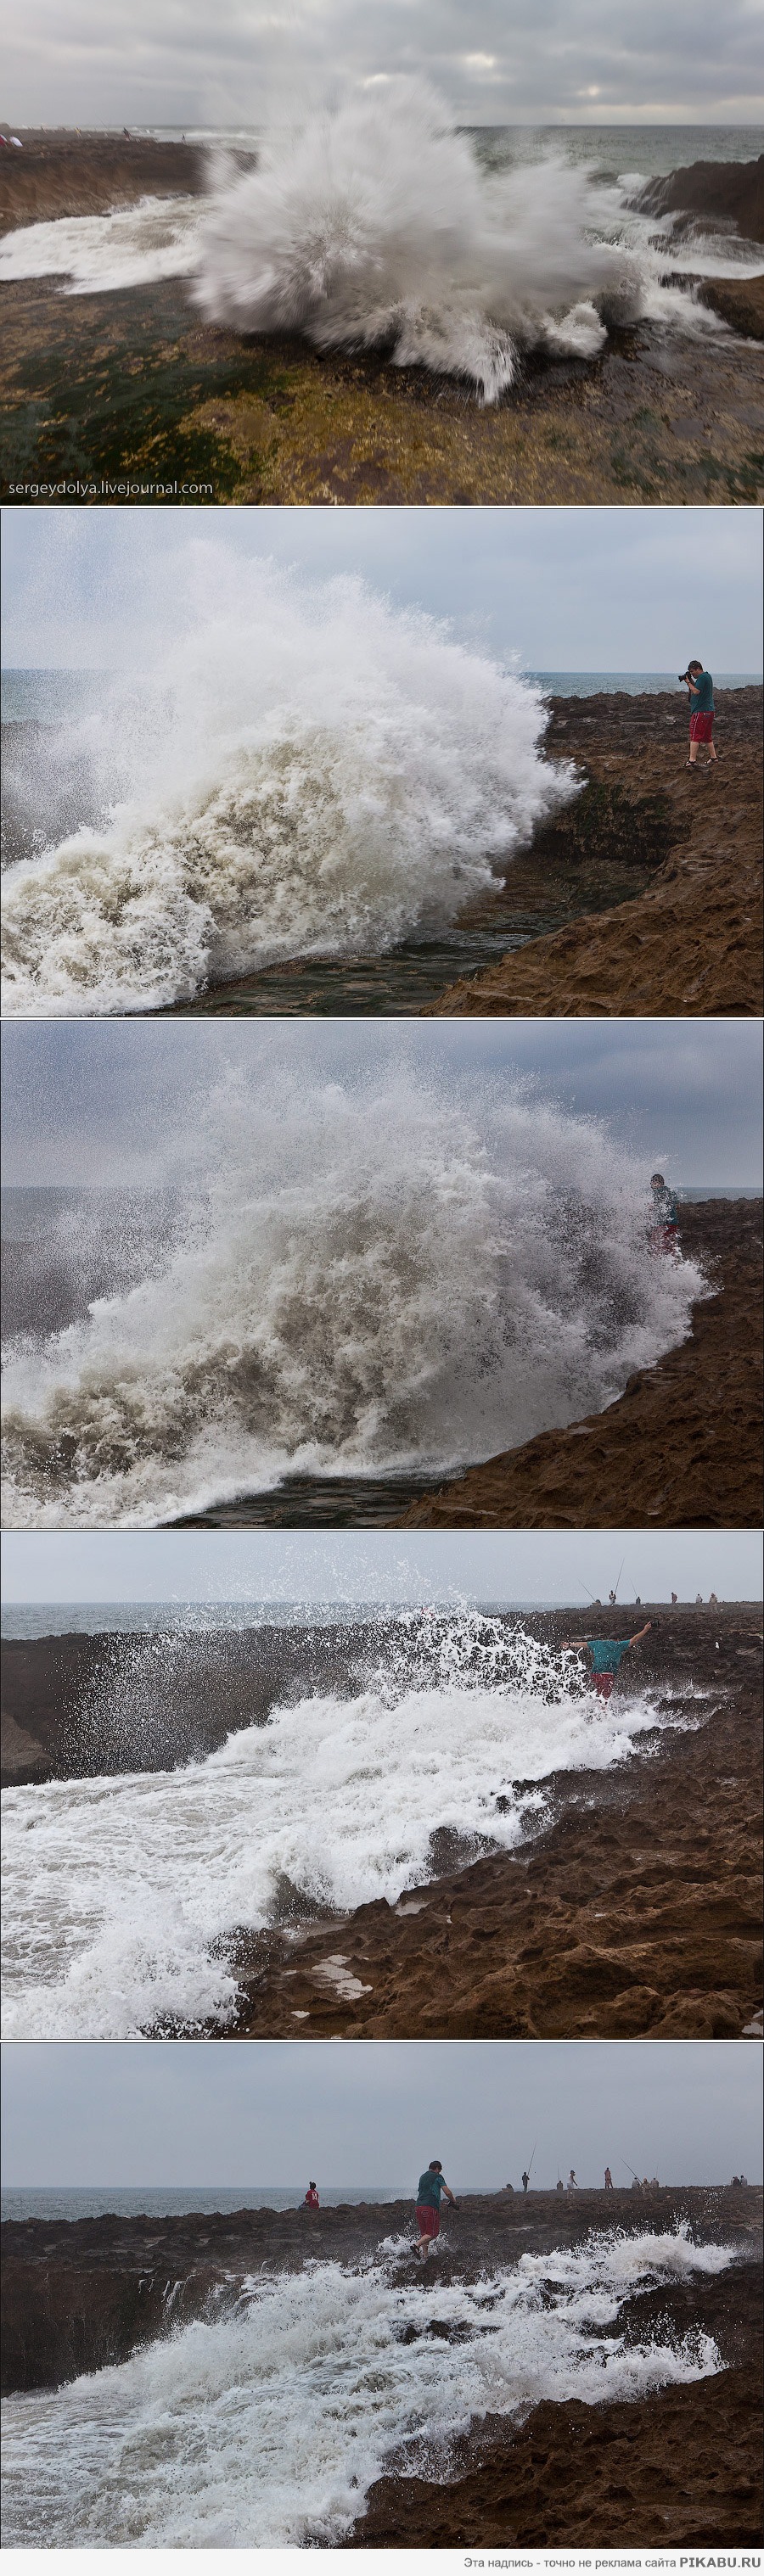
[
  {"left": 680, "top": 660, "right": 716, "bottom": 769},
  {"left": 561, "top": 1621, "right": 656, "bottom": 1700}
]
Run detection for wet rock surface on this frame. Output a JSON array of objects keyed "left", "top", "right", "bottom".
[
  {"left": 635, "top": 154, "right": 764, "bottom": 244},
  {"left": 0, "top": 133, "right": 206, "bottom": 230},
  {"left": 3, "top": 1608, "right": 761, "bottom": 2041},
  {"left": 1, "top": 1616, "right": 421, "bottom": 1784},
  {"left": 219, "top": 1608, "right": 764, "bottom": 2041},
  {"left": 399, "top": 1201, "right": 763, "bottom": 1529},
  {"left": 424, "top": 688, "right": 762, "bottom": 1017},
  {"left": 348, "top": 2243, "right": 763, "bottom": 2549},
  {"left": 1, "top": 145, "right": 762, "bottom": 506},
  {"left": 2, "top": 2187, "right": 760, "bottom": 2395}
]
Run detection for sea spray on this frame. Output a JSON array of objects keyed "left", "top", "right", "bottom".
[
  {"left": 1, "top": 561, "right": 576, "bottom": 1015},
  {"left": 1, "top": 91, "right": 745, "bottom": 384},
  {"left": 192, "top": 82, "right": 649, "bottom": 395},
  {"left": 1, "top": 1071, "right": 707, "bottom": 1529},
  {"left": 0, "top": 1612, "right": 695, "bottom": 2037},
  {"left": 0, "top": 2231, "right": 730, "bottom": 2545}
]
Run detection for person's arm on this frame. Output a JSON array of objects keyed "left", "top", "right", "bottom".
[
  {"left": 441, "top": 2181, "right": 457, "bottom": 2206},
  {"left": 626, "top": 1621, "right": 653, "bottom": 1650},
  {"left": 560, "top": 1638, "right": 590, "bottom": 1650}
]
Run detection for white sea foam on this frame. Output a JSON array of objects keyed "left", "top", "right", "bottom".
[
  {"left": 1, "top": 1616, "right": 688, "bottom": 2036},
  {"left": 0, "top": 2231, "right": 730, "bottom": 2545},
  {"left": 1, "top": 1072, "right": 707, "bottom": 1530},
  {"left": 1, "top": 561, "right": 576, "bottom": 1016},
  {"left": 0, "top": 193, "right": 204, "bottom": 291}
]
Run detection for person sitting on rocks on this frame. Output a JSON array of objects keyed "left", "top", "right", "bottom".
[
  {"left": 304, "top": 2181, "right": 320, "bottom": 2208},
  {"left": 683, "top": 659, "right": 716, "bottom": 769},
  {"left": 561, "top": 1621, "right": 655, "bottom": 1700},
  {"left": 414, "top": 2159, "right": 456, "bottom": 2261}
]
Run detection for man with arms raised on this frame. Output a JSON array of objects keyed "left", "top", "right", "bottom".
[{"left": 561, "top": 1620, "right": 655, "bottom": 1700}]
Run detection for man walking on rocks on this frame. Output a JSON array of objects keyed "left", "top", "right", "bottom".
[{"left": 414, "top": 2159, "right": 457, "bottom": 2261}]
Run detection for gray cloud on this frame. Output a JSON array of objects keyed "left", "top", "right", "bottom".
[
  {"left": 3, "top": 1527, "right": 761, "bottom": 1605},
  {"left": 3, "top": 1020, "right": 762, "bottom": 1187},
  {"left": 2, "top": 2040, "right": 761, "bottom": 2188},
  {"left": 3, "top": 508, "right": 762, "bottom": 679},
  {"left": 3, "top": 0, "right": 763, "bottom": 127}
]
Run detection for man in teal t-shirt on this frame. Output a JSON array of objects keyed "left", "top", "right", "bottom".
[
  {"left": 561, "top": 1619, "right": 655, "bottom": 1700},
  {"left": 414, "top": 2159, "right": 457, "bottom": 2261},
  {"left": 683, "top": 660, "right": 716, "bottom": 769}
]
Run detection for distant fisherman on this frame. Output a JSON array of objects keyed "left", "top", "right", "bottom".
[
  {"left": 604, "top": 2166, "right": 613, "bottom": 2189},
  {"left": 561, "top": 1620, "right": 655, "bottom": 1700},
  {"left": 414, "top": 2159, "right": 457, "bottom": 2262},
  {"left": 649, "top": 1172, "right": 680, "bottom": 1256},
  {"left": 681, "top": 659, "right": 716, "bottom": 769},
  {"left": 304, "top": 2181, "right": 320, "bottom": 2208}
]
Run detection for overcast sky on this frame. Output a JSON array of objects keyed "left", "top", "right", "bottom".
[
  {"left": 3, "top": 2040, "right": 761, "bottom": 2188},
  {"left": 3, "top": 509, "right": 762, "bottom": 680},
  {"left": 3, "top": 1020, "right": 762, "bottom": 1186},
  {"left": 3, "top": 0, "right": 763, "bottom": 129},
  {"left": 2, "top": 1528, "right": 761, "bottom": 1605}
]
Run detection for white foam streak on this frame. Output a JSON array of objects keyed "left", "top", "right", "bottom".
[
  {"left": 1, "top": 563, "right": 575, "bottom": 1015},
  {"left": 1, "top": 2232, "right": 729, "bottom": 2545},
  {"left": 1, "top": 1075, "right": 706, "bottom": 1529},
  {"left": 1, "top": 1623, "right": 684, "bottom": 2034},
  {"left": 0, "top": 193, "right": 203, "bottom": 291}
]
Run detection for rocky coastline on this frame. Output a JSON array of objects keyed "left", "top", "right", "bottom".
[
  {"left": 3, "top": 2185, "right": 760, "bottom": 2391},
  {"left": 3, "top": 1605, "right": 761, "bottom": 2041},
  {"left": 2, "top": 2190, "right": 761, "bottom": 2547},
  {"left": 398, "top": 1199, "right": 763, "bottom": 1529},
  {"left": 424, "top": 686, "right": 763, "bottom": 1019},
  {"left": 2, "top": 151, "right": 761, "bottom": 505}
]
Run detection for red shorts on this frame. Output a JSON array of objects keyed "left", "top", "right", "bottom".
[
  {"left": 416, "top": 2204, "right": 440, "bottom": 2238},
  {"left": 689, "top": 712, "right": 714, "bottom": 742},
  {"left": 592, "top": 1671, "right": 615, "bottom": 1699}
]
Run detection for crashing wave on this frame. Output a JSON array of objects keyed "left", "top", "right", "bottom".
[{"left": 1, "top": 560, "right": 576, "bottom": 1015}]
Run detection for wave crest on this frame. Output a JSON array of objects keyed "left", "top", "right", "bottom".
[
  {"left": 1, "top": 1075, "right": 706, "bottom": 1527},
  {"left": 1, "top": 565, "right": 574, "bottom": 1015},
  {"left": 193, "top": 81, "right": 649, "bottom": 397}
]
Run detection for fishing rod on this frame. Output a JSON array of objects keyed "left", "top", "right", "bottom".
[
  {"left": 612, "top": 1558, "right": 625, "bottom": 1602},
  {"left": 522, "top": 2140, "right": 537, "bottom": 2184},
  {"left": 621, "top": 2156, "right": 641, "bottom": 2182}
]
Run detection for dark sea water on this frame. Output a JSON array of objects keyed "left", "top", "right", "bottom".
[
  {"left": 1, "top": 2185, "right": 407, "bottom": 2221},
  {"left": 0, "top": 1598, "right": 559, "bottom": 1640},
  {"left": 141, "top": 122, "right": 764, "bottom": 182}
]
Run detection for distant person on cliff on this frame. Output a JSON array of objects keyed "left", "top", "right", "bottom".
[
  {"left": 682, "top": 660, "right": 716, "bottom": 769},
  {"left": 649, "top": 1173, "right": 680, "bottom": 1254},
  {"left": 414, "top": 2159, "right": 456, "bottom": 2261},
  {"left": 604, "top": 2166, "right": 613, "bottom": 2189},
  {"left": 521, "top": 2170, "right": 530, "bottom": 2192},
  {"left": 304, "top": 2181, "right": 319, "bottom": 2208},
  {"left": 560, "top": 1621, "right": 655, "bottom": 1700}
]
